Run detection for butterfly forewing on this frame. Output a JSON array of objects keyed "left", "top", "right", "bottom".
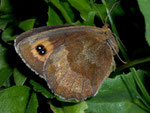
[{"left": 15, "top": 25, "right": 72, "bottom": 76}]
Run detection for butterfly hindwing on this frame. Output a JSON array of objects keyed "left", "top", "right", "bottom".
[{"left": 43, "top": 29, "right": 115, "bottom": 101}]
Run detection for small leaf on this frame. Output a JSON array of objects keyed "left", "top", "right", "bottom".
[
  {"left": 0, "top": 0, "right": 14, "bottom": 30},
  {"left": 0, "top": 17, "right": 14, "bottom": 30},
  {"left": 19, "top": 19, "right": 36, "bottom": 31},
  {"left": 0, "top": 86, "right": 30, "bottom": 113},
  {"left": 47, "top": 6, "right": 63, "bottom": 25},
  {"left": 0, "top": 0, "right": 12, "bottom": 13},
  {"left": 30, "top": 80, "right": 54, "bottom": 98},
  {"left": 55, "top": 96, "right": 78, "bottom": 103},
  {"left": 137, "top": 0, "right": 150, "bottom": 46},
  {"left": 94, "top": 3, "right": 107, "bottom": 22},
  {"left": 47, "top": 0, "right": 72, "bottom": 23},
  {"left": 49, "top": 101, "right": 88, "bottom": 113},
  {"left": 60, "top": 1, "right": 75, "bottom": 22},
  {"left": 68, "top": 0, "right": 92, "bottom": 21},
  {"left": 13, "top": 68, "right": 27, "bottom": 86},
  {"left": 3, "top": 77, "right": 11, "bottom": 87},
  {"left": 83, "top": 11, "right": 96, "bottom": 26},
  {"left": 1, "top": 26, "right": 14, "bottom": 44},
  {"left": 0, "top": 43, "right": 12, "bottom": 86},
  {"left": 26, "top": 92, "right": 38, "bottom": 113}
]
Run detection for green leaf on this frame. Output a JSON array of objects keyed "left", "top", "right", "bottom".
[
  {"left": 18, "top": 19, "right": 36, "bottom": 31},
  {"left": 47, "top": 6, "right": 63, "bottom": 25},
  {"left": 13, "top": 68, "right": 27, "bottom": 86},
  {"left": 129, "top": 68, "right": 150, "bottom": 109},
  {"left": 25, "top": 92, "right": 38, "bottom": 113},
  {"left": 0, "top": 16, "right": 14, "bottom": 30},
  {"left": 137, "top": 0, "right": 150, "bottom": 46},
  {"left": 0, "top": 0, "right": 12, "bottom": 13},
  {"left": 67, "top": 0, "right": 92, "bottom": 21},
  {"left": 49, "top": 101, "right": 88, "bottom": 113},
  {"left": 3, "top": 77, "right": 11, "bottom": 87},
  {"left": 1, "top": 26, "right": 14, "bottom": 44},
  {"left": 0, "top": 86, "right": 30, "bottom": 113},
  {"left": 0, "top": 43, "right": 12, "bottom": 86},
  {"left": 0, "top": 0, "right": 14, "bottom": 30},
  {"left": 83, "top": 11, "right": 96, "bottom": 26},
  {"left": 30, "top": 80, "right": 54, "bottom": 98},
  {"left": 47, "top": 0, "right": 72, "bottom": 24},
  {"left": 60, "top": 0, "right": 75, "bottom": 22},
  {"left": 0, "top": 19, "right": 9, "bottom": 30},
  {"left": 85, "top": 70, "right": 149, "bottom": 113},
  {"left": 55, "top": 96, "right": 79, "bottom": 103},
  {"left": 93, "top": 3, "right": 107, "bottom": 22}
]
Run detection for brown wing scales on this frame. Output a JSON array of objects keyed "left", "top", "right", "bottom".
[
  {"left": 43, "top": 31, "right": 115, "bottom": 101},
  {"left": 15, "top": 25, "right": 117, "bottom": 101}
]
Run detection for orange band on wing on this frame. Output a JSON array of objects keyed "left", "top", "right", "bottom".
[{"left": 31, "top": 38, "right": 54, "bottom": 62}]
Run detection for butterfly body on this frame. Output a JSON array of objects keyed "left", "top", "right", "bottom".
[{"left": 14, "top": 25, "right": 118, "bottom": 101}]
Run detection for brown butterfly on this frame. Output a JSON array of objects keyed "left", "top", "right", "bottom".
[{"left": 14, "top": 24, "right": 118, "bottom": 101}]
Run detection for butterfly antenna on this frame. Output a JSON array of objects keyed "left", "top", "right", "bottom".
[
  {"left": 89, "top": 0, "right": 105, "bottom": 25},
  {"left": 112, "top": 32, "right": 127, "bottom": 51},
  {"left": 104, "top": 0, "right": 120, "bottom": 24},
  {"left": 107, "top": 39, "right": 127, "bottom": 64}
]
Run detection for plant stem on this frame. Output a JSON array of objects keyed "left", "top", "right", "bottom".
[{"left": 116, "top": 56, "right": 150, "bottom": 72}]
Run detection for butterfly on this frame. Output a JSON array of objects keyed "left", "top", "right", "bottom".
[{"left": 14, "top": 24, "right": 118, "bottom": 101}]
